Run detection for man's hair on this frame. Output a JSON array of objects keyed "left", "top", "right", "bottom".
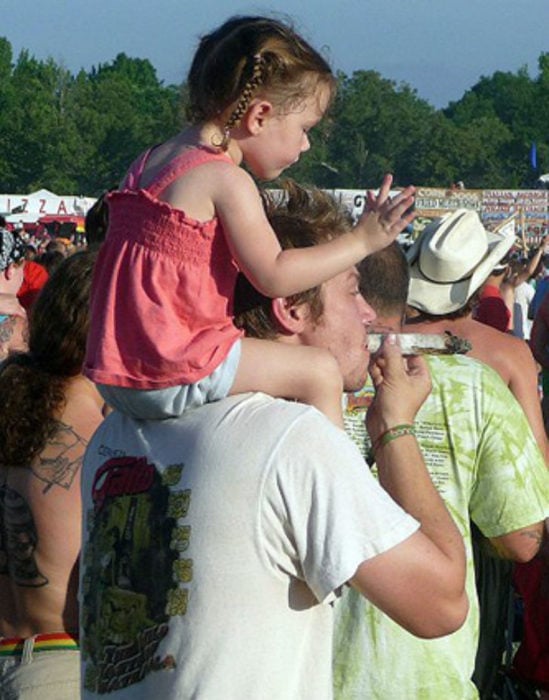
[
  {"left": 85, "top": 190, "right": 112, "bottom": 250},
  {"left": 358, "top": 242, "right": 409, "bottom": 318},
  {"left": 0, "top": 251, "right": 97, "bottom": 466},
  {"left": 407, "top": 290, "right": 480, "bottom": 321},
  {"left": 234, "top": 180, "right": 352, "bottom": 338}
]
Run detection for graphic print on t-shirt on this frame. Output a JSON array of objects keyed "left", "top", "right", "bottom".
[{"left": 81, "top": 456, "right": 191, "bottom": 694}]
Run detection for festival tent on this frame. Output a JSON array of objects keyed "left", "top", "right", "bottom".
[{"left": 1, "top": 188, "right": 96, "bottom": 226}]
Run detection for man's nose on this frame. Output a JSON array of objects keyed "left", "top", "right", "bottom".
[{"left": 358, "top": 296, "right": 376, "bottom": 324}]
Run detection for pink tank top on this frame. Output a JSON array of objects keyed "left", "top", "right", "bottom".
[{"left": 84, "top": 147, "right": 243, "bottom": 389}]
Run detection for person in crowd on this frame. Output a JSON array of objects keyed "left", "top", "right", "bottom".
[
  {"left": 17, "top": 255, "right": 49, "bottom": 314},
  {"left": 528, "top": 253, "right": 549, "bottom": 320},
  {"left": 24, "top": 244, "right": 37, "bottom": 261},
  {"left": 333, "top": 242, "right": 548, "bottom": 700},
  {"left": 510, "top": 529, "right": 549, "bottom": 699},
  {"left": 0, "top": 251, "right": 104, "bottom": 699},
  {"left": 0, "top": 228, "right": 28, "bottom": 362},
  {"left": 79, "top": 182, "right": 467, "bottom": 699},
  {"left": 84, "top": 190, "right": 111, "bottom": 251},
  {"left": 405, "top": 208, "right": 547, "bottom": 460},
  {"left": 474, "top": 254, "right": 512, "bottom": 332},
  {"left": 404, "top": 209, "right": 548, "bottom": 698},
  {"left": 530, "top": 291, "right": 549, "bottom": 432},
  {"left": 84, "top": 15, "right": 415, "bottom": 429},
  {"left": 44, "top": 238, "right": 69, "bottom": 257},
  {"left": 36, "top": 249, "right": 66, "bottom": 276},
  {"left": 503, "top": 244, "right": 545, "bottom": 340}
]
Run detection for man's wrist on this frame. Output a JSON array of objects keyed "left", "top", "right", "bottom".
[{"left": 371, "top": 423, "right": 416, "bottom": 456}]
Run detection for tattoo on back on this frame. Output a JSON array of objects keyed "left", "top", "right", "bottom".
[
  {"left": 0, "top": 316, "right": 16, "bottom": 360},
  {"left": 32, "top": 421, "right": 88, "bottom": 494},
  {"left": 0, "top": 483, "right": 48, "bottom": 587}
]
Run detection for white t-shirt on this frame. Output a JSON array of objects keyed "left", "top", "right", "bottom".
[
  {"left": 80, "top": 392, "right": 418, "bottom": 700},
  {"left": 513, "top": 281, "right": 535, "bottom": 339}
]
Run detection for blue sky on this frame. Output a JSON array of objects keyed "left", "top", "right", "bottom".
[{"left": 4, "top": 0, "right": 548, "bottom": 108}]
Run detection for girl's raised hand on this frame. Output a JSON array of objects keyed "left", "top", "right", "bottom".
[{"left": 354, "top": 174, "right": 416, "bottom": 256}]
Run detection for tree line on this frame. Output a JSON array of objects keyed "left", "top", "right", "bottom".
[{"left": 0, "top": 37, "right": 547, "bottom": 197}]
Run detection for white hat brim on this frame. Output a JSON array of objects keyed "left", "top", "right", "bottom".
[{"left": 407, "top": 219, "right": 515, "bottom": 314}]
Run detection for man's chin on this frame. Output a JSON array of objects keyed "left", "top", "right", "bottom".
[{"left": 344, "top": 367, "right": 370, "bottom": 393}]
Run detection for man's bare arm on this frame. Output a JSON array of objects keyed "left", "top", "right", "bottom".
[
  {"left": 350, "top": 337, "right": 468, "bottom": 638},
  {"left": 489, "top": 520, "right": 546, "bottom": 563}
]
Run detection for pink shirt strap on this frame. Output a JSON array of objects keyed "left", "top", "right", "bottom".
[{"left": 120, "top": 146, "right": 232, "bottom": 198}]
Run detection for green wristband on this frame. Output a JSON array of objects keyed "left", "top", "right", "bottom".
[{"left": 373, "top": 423, "right": 416, "bottom": 455}]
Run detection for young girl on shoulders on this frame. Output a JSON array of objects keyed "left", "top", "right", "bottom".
[{"left": 85, "top": 15, "right": 415, "bottom": 427}]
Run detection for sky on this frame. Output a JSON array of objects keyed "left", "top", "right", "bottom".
[{"left": 3, "top": 0, "right": 549, "bottom": 108}]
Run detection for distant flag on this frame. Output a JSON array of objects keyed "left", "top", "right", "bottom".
[{"left": 530, "top": 142, "right": 538, "bottom": 171}]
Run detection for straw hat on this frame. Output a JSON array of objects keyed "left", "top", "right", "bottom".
[{"left": 406, "top": 209, "right": 515, "bottom": 314}]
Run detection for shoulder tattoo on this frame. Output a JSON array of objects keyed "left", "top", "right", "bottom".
[{"left": 32, "top": 421, "right": 89, "bottom": 494}]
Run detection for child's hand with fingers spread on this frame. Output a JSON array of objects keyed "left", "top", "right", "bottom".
[{"left": 353, "top": 173, "right": 416, "bottom": 256}]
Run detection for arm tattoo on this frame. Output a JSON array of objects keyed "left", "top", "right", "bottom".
[
  {"left": 0, "top": 316, "right": 16, "bottom": 358},
  {"left": 31, "top": 422, "right": 89, "bottom": 494},
  {"left": 519, "top": 529, "right": 543, "bottom": 546},
  {"left": 0, "top": 483, "right": 48, "bottom": 587}
]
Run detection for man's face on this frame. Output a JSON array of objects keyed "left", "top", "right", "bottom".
[{"left": 298, "top": 268, "right": 376, "bottom": 391}]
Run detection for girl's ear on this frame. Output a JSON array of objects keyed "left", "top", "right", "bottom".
[
  {"left": 271, "top": 297, "right": 309, "bottom": 334},
  {"left": 243, "top": 99, "right": 274, "bottom": 135}
]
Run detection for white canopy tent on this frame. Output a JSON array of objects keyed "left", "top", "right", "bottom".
[{"left": 1, "top": 189, "right": 96, "bottom": 225}]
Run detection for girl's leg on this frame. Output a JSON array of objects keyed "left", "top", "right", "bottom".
[{"left": 229, "top": 337, "right": 344, "bottom": 428}]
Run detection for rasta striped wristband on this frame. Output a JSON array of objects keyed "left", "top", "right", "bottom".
[{"left": 372, "top": 423, "right": 416, "bottom": 457}]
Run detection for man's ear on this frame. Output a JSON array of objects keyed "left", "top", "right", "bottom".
[
  {"left": 243, "top": 99, "right": 274, "bottom": 135},
  {"left": 271, "top": 297, "right": 309, "bottom": 335}
]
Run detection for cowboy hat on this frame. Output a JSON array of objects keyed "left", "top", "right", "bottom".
[{"left": 406, "top": 209, "right": 515, "bottom": 314}]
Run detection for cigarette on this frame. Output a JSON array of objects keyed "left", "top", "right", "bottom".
[{"left": 367, "top": 331, "right": 472, "bottom": 356}]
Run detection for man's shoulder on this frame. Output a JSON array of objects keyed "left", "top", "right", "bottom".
[
  {"left": 425, "top": 354, "right": 520, "bottom": 417},
  {"left": 427, "top": 353, "right": 502, "bottom": 385},
  {"left": 469, "top": 319, "right": 533, "bottom": 355},
  {"left": 90, "top": 393, "right": 339, "bottom": 454}
]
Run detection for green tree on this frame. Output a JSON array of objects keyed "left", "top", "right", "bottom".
[{"left": 322, "top": 70, "right": 438, "bottom": 188}]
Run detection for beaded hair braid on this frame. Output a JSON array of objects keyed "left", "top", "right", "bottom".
[
  {"left": 213, "top": 53, "right": 266, "bottom": 150},
  {"left": 186, "top": 16, "right": 335, "bottom": 152}
]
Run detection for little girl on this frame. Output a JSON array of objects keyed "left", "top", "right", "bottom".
[{"left": 84, "top": 15, "right": 415, "bottom": 427}]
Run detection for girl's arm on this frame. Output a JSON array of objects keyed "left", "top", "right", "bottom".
[{"left": 213, "top": 165, "right": 414, "bottom": 297}]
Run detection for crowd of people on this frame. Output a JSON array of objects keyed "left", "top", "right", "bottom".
[{"left": 0, "top": 13, "right": 548, "bottom": 700}]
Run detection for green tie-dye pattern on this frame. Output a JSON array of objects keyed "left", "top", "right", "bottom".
[{"left": 335, "top": 355, "right": 549, "bottom": 700}]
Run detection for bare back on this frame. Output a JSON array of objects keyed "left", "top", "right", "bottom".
[
  {"left": 0, "top": 376, "right": 104, "bottom": 637},
  {"left": 404, "top": 315, "right": 548, "bottom": 461}
]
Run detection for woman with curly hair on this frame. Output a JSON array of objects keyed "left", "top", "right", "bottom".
[{"left": 0, "top": 250, "right": 105, "bottom": 699}]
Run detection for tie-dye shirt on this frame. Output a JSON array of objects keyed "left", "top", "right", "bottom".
[{"left": 334, "top": 354, "right": 549, "bottom": 700}]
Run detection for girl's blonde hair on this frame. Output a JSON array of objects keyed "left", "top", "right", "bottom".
[{"left": 186, "top": 16, "right": 336, "bottom": 149}]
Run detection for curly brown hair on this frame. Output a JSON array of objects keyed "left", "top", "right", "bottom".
[{"left": 0, "top": 251, "right": 97, "bottom": 467}]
